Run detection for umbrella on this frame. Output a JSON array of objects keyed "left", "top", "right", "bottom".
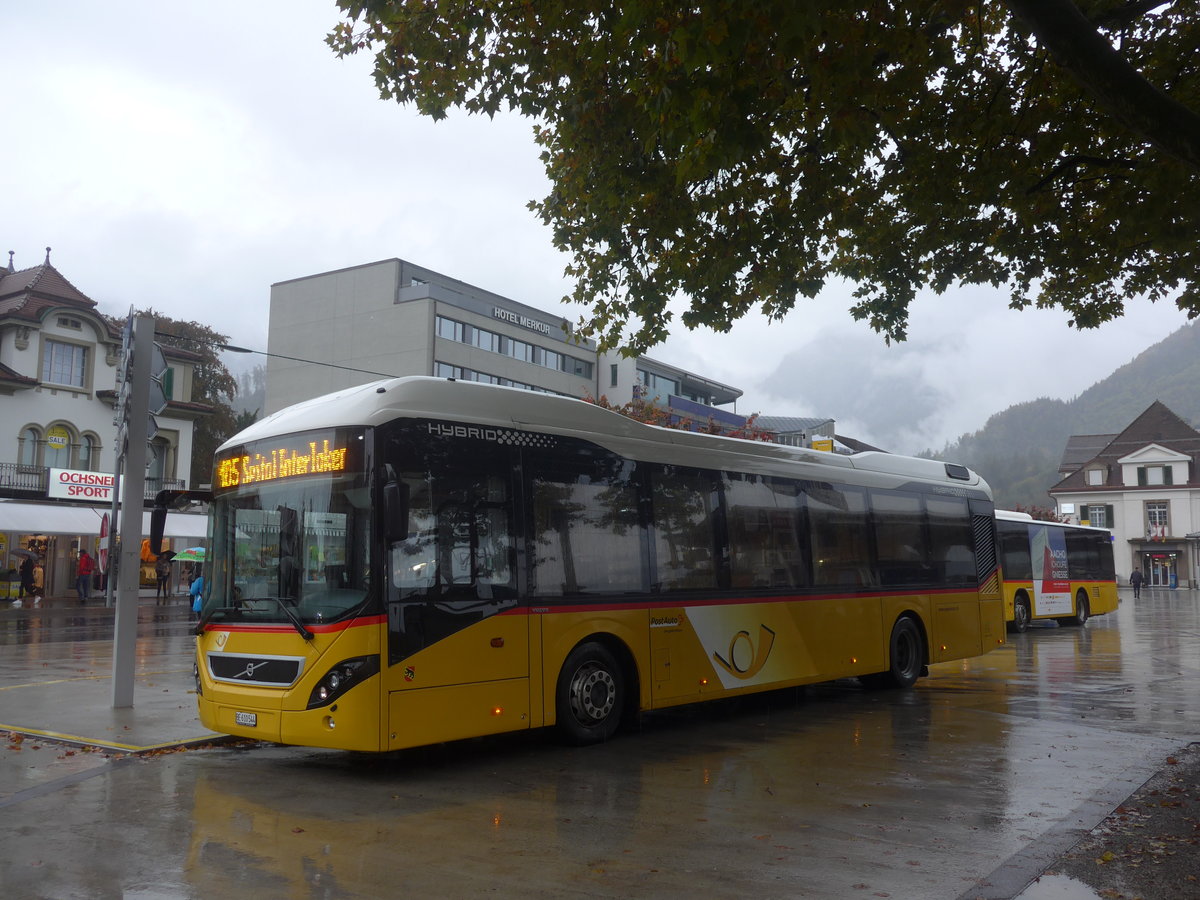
[
  {"left": 172, "top": 547, "right": 206, "bottom": 563},
  {"left": 12, "top": 548, "right": 37, "bottom": 559}
]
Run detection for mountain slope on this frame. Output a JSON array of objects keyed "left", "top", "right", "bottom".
[{"left": 932, "top": 320, "right": 1200, "bottom": 507}]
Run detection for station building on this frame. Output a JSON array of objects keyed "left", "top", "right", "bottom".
[
  {"left": 264, "top": 258, "right": 744, "bottom": 426},
  {"left": 1051, "top": 401, "right": 1200, "bottom": 589}
]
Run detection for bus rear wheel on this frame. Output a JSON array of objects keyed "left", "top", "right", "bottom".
[
  {"left": 1009, "top": 594, "right": 1032, "bottom": 634},
  {"left": 1059, "top": 592, "right": 1090, "bottom": 627},
  {"left": 556, "top": 642, "right": 625, "bottom": 745},
  {"left": 862, "top": 616, "right": 925, "bottom": 689}
]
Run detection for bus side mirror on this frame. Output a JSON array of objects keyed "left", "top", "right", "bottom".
[
  {"left": 384, "top": 477, "right": 409, "bottom": 542},
  {"left": 149, "top": 505, "right": 167, "bottom": 557}
]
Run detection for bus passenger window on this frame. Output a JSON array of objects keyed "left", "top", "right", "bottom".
[
  {"left": 927, "top": 495, "right": 975, "bottom": 585},
  {"left": 807, "top": 484, "right": 873, "bottom": 588},
  {"left": 651, "top": 466, "right": 720, "bottom": 592},
  {"left": 724, "top": 473, "right": 808, "bottom": 590},
  {"left": 529, "top": 449, "right": 642, "bottom": 596}
]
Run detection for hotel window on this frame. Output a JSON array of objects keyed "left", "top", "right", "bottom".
[
  {"left": 471, "top": 327, "right": 501, "bottom": 353},
  {"left": 42, "top": 340, "right": 88, "bottom": 388},
  {"left": 507, "top": 338, "right": 535, "bottom": 363},
  {"left": 637, "top": 369, "right": 678, "bottom": 400},
  {"left": 435, "top": 316, "right": 464, "bottom": 343}
]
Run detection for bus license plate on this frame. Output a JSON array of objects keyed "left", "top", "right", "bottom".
[{"left": 235, "top": 711, "right": 257, "bottom": 727}]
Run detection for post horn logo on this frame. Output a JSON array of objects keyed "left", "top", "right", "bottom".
[{"left": 712, "top": 624, "right": 776, "bottom": 679}]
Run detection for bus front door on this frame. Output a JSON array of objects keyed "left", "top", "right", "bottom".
[{"left": 385, "top": 488, "right": 528, "bottom": 749}]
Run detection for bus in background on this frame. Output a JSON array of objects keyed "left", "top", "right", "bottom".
[
  {"left": 995, "top": 510, "right": 1117, "bottom": 633},
  {"left": 160, "top": 377, "right": 1005, "bottom": 753}
]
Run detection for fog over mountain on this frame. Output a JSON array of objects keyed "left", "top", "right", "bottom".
[{"left": 927, "top": 320, "right": 1200, "bottom": 508}]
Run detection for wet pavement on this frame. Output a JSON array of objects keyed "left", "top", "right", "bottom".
[
  {"left": 1, "top": 587, "right": 1198, "bottom": 899},
  {"left": 0, "top": 591, "right": 220, "bottom": 752}
]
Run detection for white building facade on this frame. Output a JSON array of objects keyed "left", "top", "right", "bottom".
[
  {"left": 0, "top": 252, "right": 208, "bottom": 599},
  {"left": 1050, "top": 401, "right": 1200, "bottom": 589}
]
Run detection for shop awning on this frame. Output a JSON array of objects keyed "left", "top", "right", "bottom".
[{"left": 0, "top": 501, "right": 206, "bottom": 540}]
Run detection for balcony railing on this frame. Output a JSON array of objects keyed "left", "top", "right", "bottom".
[
  {"left": 0, "top": 462, "right": 48, "bottom": 494},
  {"left": 0, "top": 463, "right": 185, "bottom": 501}
]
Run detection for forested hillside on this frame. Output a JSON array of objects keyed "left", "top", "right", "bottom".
[{"left": 927, "top": 321, "right": 1200, "bottom": 508}]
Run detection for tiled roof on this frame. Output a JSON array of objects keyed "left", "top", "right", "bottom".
[
  {"left": 0, "top": 360, "right": 38, "bottom": 387},
  {"left": 755, "top": 415, "right": 835, "bottom": 434},
  {"left": 0, "top": 260, "right": 98, "bottom": 323},
  {"left": 835, "top": 433, "right": 886, "bottom": 453},
  {"left": 1051, "top": 401, "right": 1200, "bottom": 492},
  {"left": 1058, "top": 433, "right": 1117, "bottom": 473}
]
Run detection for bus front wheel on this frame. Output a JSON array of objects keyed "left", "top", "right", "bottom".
[
  {"left": 556, "top": 642, "right": 625, "bottom": 745},
  {"left": 862, "top": 616, "right": 925, "bottom": 689},
  {"left": 1010, "top": 594, "right": 1032, "bottom": 634}
]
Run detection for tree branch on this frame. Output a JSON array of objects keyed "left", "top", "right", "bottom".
[{"left": 1004, "top": 0, "right": 1200, "bottom": 170}]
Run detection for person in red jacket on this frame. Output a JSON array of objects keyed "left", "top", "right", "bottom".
[{"left": 76, "top": 549, "right": 95, "bottom": 604}]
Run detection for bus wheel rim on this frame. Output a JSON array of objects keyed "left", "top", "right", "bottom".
[{"left": 570, "top": 663, "right": 615, "bottom": 723}]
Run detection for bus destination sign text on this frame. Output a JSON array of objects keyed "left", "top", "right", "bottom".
[{"left": 216, "top": 440, "right": 348, "bottom": 491}]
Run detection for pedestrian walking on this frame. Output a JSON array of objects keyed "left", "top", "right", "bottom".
[
  {"left": 17, "top": 554, "right": 35, "bottom": 601},
  {"left": 32, "top": 558, "right": 44, "bottom": 605},
  {"left": 190, "top": 567, "right": 205, "bottom": 621},
  {"left": 155, "top": 554, "right": 172, "bottom": 604},
  {"left": 76, "top": 550, "right": 95, "bottom": 603},
  {"left": 1130, "top": 568, "right": 1143, "bottom": 599}
]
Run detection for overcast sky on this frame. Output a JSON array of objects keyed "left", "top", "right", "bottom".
[{"left": 6, "top": 1, "right": 1192, "bottom": 455}]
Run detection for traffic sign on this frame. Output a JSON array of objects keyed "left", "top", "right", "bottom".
[{"left": 99, "top": 512, "right": 109, "bottom": 573}]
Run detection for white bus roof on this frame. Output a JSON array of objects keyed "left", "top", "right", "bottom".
[
  {"left": 995, "top": 509, "right": 1113, "bottom": 534},
  {"left": 224, "top": 377, "right": 990, "bottom": 494}
]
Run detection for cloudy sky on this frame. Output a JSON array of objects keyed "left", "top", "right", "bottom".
[{"left": 6, "top": 1, "right": 1192, "bottom": 455}]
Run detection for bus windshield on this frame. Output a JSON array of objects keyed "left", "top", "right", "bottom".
[{"left": 206, "top": 429, "right": 372, "bottom": 627}]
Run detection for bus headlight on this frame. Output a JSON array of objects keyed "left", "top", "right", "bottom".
[{"left": 306, "top": 655, "right": 380, "bottom": 709}]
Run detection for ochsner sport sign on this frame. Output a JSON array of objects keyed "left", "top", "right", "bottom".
[{"left": 49, "top": 468, "right": 115, "bottom": 501}]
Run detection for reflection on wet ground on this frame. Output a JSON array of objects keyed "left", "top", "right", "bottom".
[
  {"left": 0, "top": 603, "right": 193, "bottom": 645},
  {"left": 1, "top": 588, "right": 1198, "bottom": 899}
]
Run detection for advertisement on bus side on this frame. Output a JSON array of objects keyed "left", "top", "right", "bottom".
[{"left": 1030, "top": 523, "right": 1071, "bottom": 615}]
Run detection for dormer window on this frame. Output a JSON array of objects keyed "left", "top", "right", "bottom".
[
  {"left": 57, "top": 316, "right": 83, "bottom": 330},
  {"left": 1086, "top": 468, "right": 1104, "bottom": 486},
  {"left": 1137, "top": 465, "right": 1173, "bottom": 486}
]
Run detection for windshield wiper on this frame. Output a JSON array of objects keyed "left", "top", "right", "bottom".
[
  {"left": 194, "top": 597, "right": 314, "bottom": 640},
  {"left": 272, "top": 597, "right": 314, "bottom": 641}
]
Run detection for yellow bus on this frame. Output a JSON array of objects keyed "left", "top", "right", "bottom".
[
  {"left": 160, "top": 377, "right": 1005, "bottom": 752},
  {"left": 995, "top": 510, "right": 1118, "bottom": 633}
]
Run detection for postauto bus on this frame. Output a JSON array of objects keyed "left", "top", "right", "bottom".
[{"left": 156, "top": 377, "right": 1005, "bottom": 752}]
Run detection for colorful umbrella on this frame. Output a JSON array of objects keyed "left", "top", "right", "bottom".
[{"left": 171, "top": 547, "right": 206, "bottom": 563}]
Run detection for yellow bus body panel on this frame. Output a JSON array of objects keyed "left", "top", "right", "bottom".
[
  {"left": 387, "top": 679, "right": 530, "bottom": 749},
  {"left": 384, "top": 612, "right": 531, "bottom": 749},
  {"left": 195, "top": 621, "right": 385, "bottom": 753},
  {"left": 198, "top": 587, "right": 1002, "bottom": 750},
  {"left": 1002, "top": 580, "right": 1118, "bottom": 624}
]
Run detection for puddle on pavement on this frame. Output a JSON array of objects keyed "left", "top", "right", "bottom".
[{"left": 1014, "top": 873, "right": 1106, "bottom": 899}]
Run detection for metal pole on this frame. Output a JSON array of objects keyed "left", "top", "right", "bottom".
[{"left": 111, "top": 315, "right": 153, "bottom": 708}]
